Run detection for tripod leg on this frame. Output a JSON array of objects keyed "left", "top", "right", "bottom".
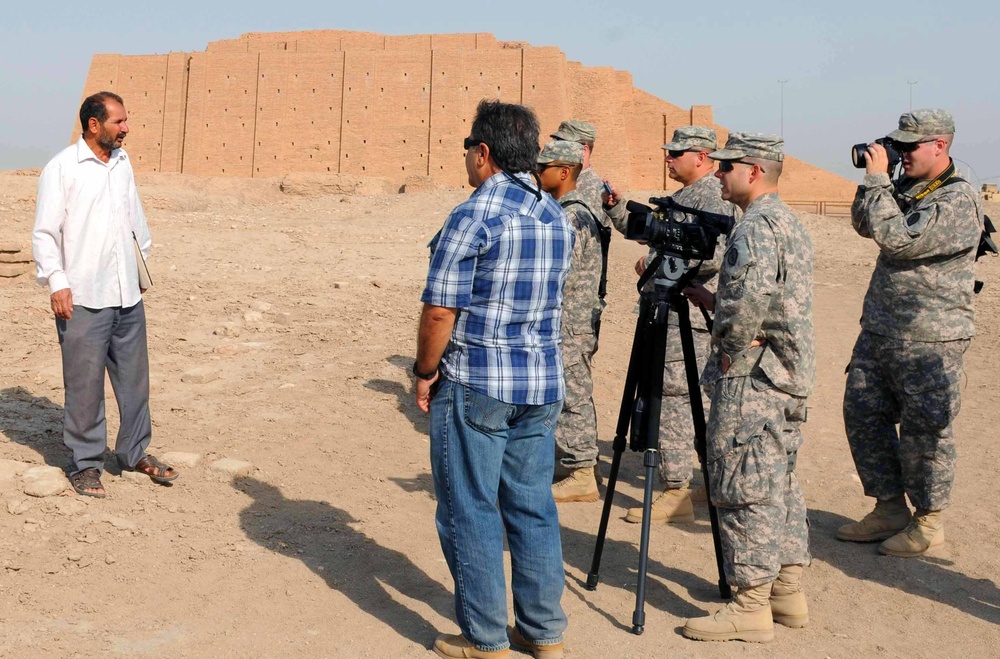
[
  {"left": 631, "top": 448, "right": 660, "bottom": 635},
  {"left": 675, "top": 296, "right": 732, "bottom": 600},
  {"left": 586, "top": 300, "right": 650, "bottom": 591}
]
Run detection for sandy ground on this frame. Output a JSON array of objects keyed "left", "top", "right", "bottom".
[{"left": 1, "top": 169, "right": 998, "bottom": 658}]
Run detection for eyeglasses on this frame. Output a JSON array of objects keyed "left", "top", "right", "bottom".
[
  {"left": 537, "top": 162, "right": 569, "bottom": 171},
  {"left": 666, "top": 150, "right": 691, "bottom": 159},
  {"left": 717, "top": 160, "right": 765, "bottom": 173},
  {"left": 896, "top": 139, "right": 938, "bottom": 153},
  {"left": 463, "top": 136, "right": 484, "bottom": 150}
]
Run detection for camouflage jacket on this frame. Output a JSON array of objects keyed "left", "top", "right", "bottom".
[
  {"left": 851, "top": 167, "right": 983, "bottom": 341},
  {"left": 702, "top": 193, "right": 815, "bottom": 397},
  {"left": 576, "top": 167, "right": 615, "bottom": 231},
  {"left": 607, "top": 173, "right": 741, "bottom": 330},
  {"left": 560, "top": 189, "right": 604, "bottom": 338}
]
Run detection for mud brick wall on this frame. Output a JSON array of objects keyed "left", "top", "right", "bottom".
[{"left": 72, "top": 30, "right": 856, "bottom": 202}]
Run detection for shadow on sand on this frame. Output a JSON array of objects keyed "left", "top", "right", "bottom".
[
  {"left": 0, "top": 386, "right": 69, "bottom": 468},
  {"left": 810, "top": 509, "right": 1000, "bottom": 625},
  {"left": 233, "top": 477, "right": 454, "bottom": 647}
]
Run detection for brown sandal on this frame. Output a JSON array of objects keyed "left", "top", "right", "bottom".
[
  {"left": 70, "top": 468, "right": 107, "bottom": 498},
  {"left": 133, "top": 455, "right": 179, "bottom": 484}
]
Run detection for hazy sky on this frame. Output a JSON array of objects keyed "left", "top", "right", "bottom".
[{"left": 3, "top": 1, "right": 997, "bottom": 184}]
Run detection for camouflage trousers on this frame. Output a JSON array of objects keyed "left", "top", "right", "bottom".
[
  {"left": 843, "top": 331, "right": 968, "bottom": 511},
  {"left": 706, "top": 370, "right": 810, "bottom": 588},
  {"left": 555, "top": 332, "right": 599, "bottom": 470},
  {"left": 657, "top": 327, "right": 711, "bottom": 488}
]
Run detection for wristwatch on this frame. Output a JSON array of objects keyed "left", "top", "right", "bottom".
[{"left": 412, "top": 361, "right": 438, "bottom": 380}]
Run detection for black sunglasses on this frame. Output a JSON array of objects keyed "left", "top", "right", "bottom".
[
  {"left": 464, "top": 136, "right": 484, "bottom": 150},
  {"left": 896, "top": 138, "right": 938, "bottom": 153},
  {"left": 717, "top": 160, "right": 765, "bottom": 173}
]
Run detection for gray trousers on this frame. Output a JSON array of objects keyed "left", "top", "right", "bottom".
[{"left": 56, "top": 302, "right": 151, "bottom": 475}]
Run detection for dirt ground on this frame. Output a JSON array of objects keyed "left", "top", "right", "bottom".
[{"left": 1, "top": 169, "right": 998, "bottom": 658}]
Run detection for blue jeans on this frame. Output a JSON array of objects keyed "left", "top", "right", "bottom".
[{"left": 430, "top": 378, "right": 567, "bottom": 652}]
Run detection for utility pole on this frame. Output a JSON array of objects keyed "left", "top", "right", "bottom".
[
  {"left": 907, "top": 80, "right": 918, "bottom": 110},
  {"left": 778, "top": 79, "right": 789, "bottom": 137}
]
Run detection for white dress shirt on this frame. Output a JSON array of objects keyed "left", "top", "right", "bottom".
[{"left": 32, "top": 138, "right": 151, "bottom": 309}]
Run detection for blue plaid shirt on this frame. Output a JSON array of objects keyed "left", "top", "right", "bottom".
[{"left": 422, "top": 171, "right": 574, "bottom": 405}]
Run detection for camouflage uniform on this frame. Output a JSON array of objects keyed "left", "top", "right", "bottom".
[
  {"left": 845, "top": 109, "right": 983, "bottom": 512},
  {"left": 607, "top": 126, "right": 741, "bottom": 488},
  {"left": 538, "top": 140, "right": 605, "bottom": 471},
  {"left": 702, "top": 133, "right": 814, "bottom": 588},
  {"left": 555, "top": 188, "right": 604, "bottom": 470},
  {"left": 576, "top": 167, "right": 616, "bottom": 232}
]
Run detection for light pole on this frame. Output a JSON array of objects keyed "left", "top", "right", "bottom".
[
  {"left": 778, "top": 79, "right": 788, "bottom": 137},
  {"left": 907, "top": 80, "right": 918, "bottom": 110}
]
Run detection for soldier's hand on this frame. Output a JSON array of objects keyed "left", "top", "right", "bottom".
[
  {"left": 634, "top": 256, "right": 647, "bottom": 276},
  {"left": 682, "top": 284, "right": 714, "bottom": 312},
  {"left": 51, "top": 288, "right": 73, "bottom": 320},
  {"left": 602, "top": 182, "right": 622, "bottom": 208},
  {"left": 865, "top": 142, "right": 890, "bottom": 175}
]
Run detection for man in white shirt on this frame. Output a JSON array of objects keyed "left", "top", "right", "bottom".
[{"left": 32, "top": 91, "right": 178, "bottom": 498}]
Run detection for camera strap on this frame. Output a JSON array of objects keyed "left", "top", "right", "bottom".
[
  {"left": 913, "top": 161, "right": 958, "bottom": 202},
  {"left": 896, "top": 160, "right": 960, "bottom": 208},
  {"left": 562, "top": 199, "right": 611, "bottom": 301}
]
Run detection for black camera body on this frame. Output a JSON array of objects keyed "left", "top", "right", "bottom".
[
  {"left": 624, "top": 196, "right": 734, "bottom": 262},
  {"left": 851, "top": 137, "right": 902, "bottom": 171}
]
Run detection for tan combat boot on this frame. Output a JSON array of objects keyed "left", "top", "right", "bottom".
[
  {"left": 770, "top": 564, "right": 808, "bottom": 628},
  {"left": 625, "top": 487, "right": 695, "bottom": 523},
  {"left": 836, "top": 495, "right": 911, "bottom": 542},
  {"left": 433, "top": 633, "right": 510, "bottom": 658},
  {"left": 551, "top": 467, "right": 599, "bottom": 503},
  {"left": 508, "top": 627, "right": 564, "bottom": 659},
  {"left": 682, "top": 582, "right": 775, "bottom": 643},
  {"left": 688, "top": 484, "right": 708, "bottom": 504},
  {"left": 879, "top": 509, "right": 944, "bottom": 557}
]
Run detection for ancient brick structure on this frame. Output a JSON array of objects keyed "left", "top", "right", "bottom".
[{"left": 74, "top": 30, "right": 855, "bottom": 205}]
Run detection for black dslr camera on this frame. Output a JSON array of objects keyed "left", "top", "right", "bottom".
[
  {"left": 851, "top": 137, "right": 902, "bottom": 171},
  {"left": 624, "top": 196, "right": 735, "bottom": 261}
]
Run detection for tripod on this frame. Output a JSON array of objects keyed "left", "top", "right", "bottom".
[{"left": 584, "top": 251, "right": 730, "bottom": 635}]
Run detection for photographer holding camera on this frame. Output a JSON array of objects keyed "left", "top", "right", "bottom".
[
  {"left": 604, "top": 126, "right": 741, "bottom": 524},
  {"left": 680, "top": 133, "right": 814, "bottom": 643},
  {"left": 838, "top": 109, "right": 984, "bottom": 558}
]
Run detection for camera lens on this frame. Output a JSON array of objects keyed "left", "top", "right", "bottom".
[{"left": 851, "top": 143, "right": 869, "bottom": 169}]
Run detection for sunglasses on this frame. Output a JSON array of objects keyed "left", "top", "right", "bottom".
[
  {"left": 896, "top": 139, "right": 938, "bottom": 153},
  {"left": 537, "top": 162, "right": 569, "bottom": 171},
  {"left": 717, "top": 160, "right": 765, "bottom": 173},
  {"left": 464, "top": 136, "right": 484, "bottom": 150}
]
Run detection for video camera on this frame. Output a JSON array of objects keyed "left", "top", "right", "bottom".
[{"left": 624, "top": 196, "right": 735, "bottom": 262}]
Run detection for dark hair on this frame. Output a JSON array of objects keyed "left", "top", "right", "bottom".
[
  {"left": 470, "top": 100, "right": 540, "bottom": 174},
  {"left": 79, "top": 91, "right": 124, "bottom": 132}
]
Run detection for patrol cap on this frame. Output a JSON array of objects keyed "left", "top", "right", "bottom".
[
  {"left": 662, "top": 126, "right": 717, "bottom": 151},
  {"left": 710, "top": 132, "right": 785, "bottom": 162},
  {"left": 537, "top": 140, "right": 584, "bottom": 165},
  {"left": 887, "top": 108, "right": 955, "bottom": 143},
  {"left": 550, "top": 120, "right": 597, "bottom": 143}
]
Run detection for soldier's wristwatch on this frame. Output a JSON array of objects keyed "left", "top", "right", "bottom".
[{"left": 412, "top": 361, "right": 438, "bottom": 380}]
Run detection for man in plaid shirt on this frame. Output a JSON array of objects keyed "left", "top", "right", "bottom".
[{"left": 414, "top": 100, "right": 573, "bottom": 659}]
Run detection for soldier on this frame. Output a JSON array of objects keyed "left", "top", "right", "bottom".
[
  {"left": 838, "top": 109, "right": 983, "bottom": 558},
  {"left": 536, "top": 140, "right": 605, "bottom": 503},
  {"left": 680, "top": 133, "right": 814, "bottom": 643},
  {"left": 550, "top": 121, "right": 613, "bottom": 307},
  {"left": 604, "top": 126, "right": 741, "bottom": 524}
]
